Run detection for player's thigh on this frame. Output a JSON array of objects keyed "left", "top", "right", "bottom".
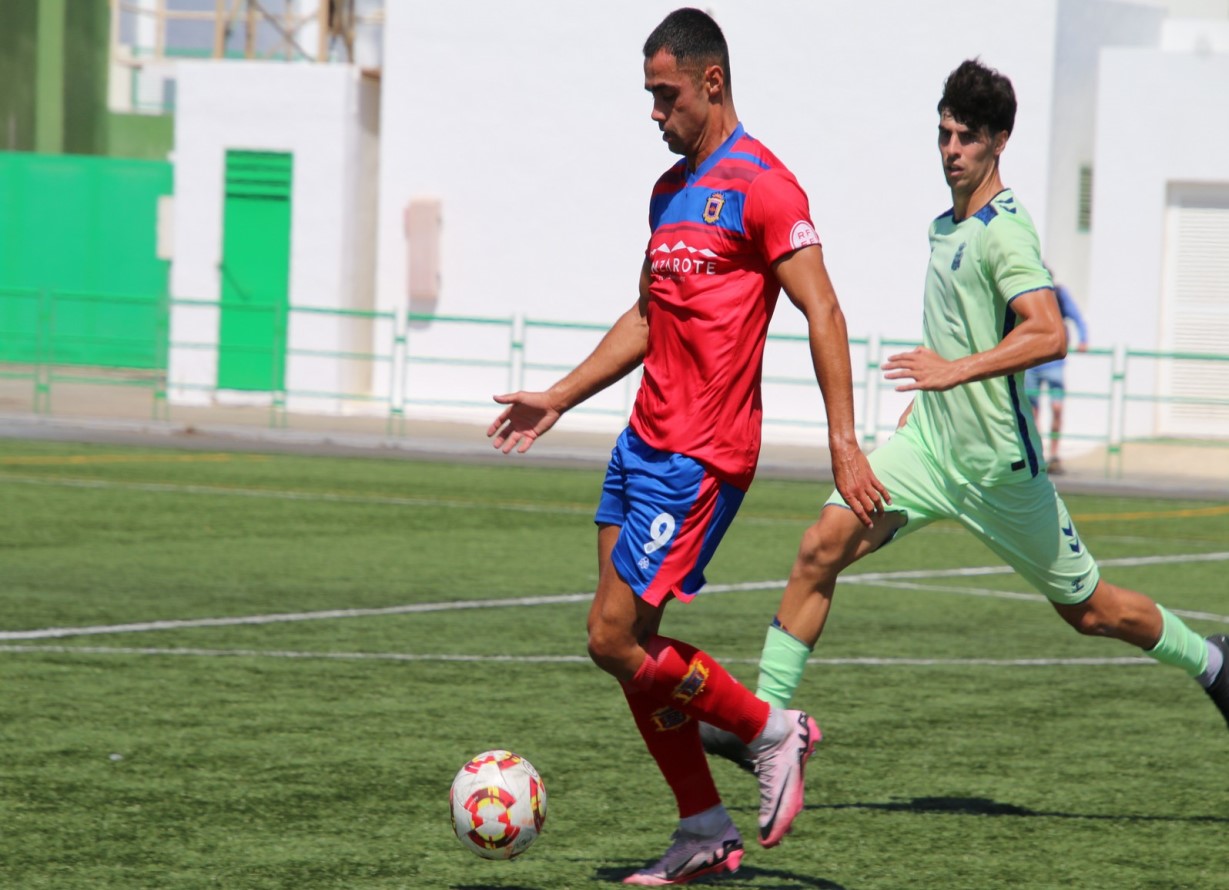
[
  {"left": 958, "top": 476, "right": 1099, "bottom": 604},
  {"left": 588, "top": 524, "right": 666, "bottom": 650},
  {"left": 802, "top": 500, "right": 906, "bottom": 573},
  {"left": 823, "top": 431, "right": 950, "bottom": 549}
]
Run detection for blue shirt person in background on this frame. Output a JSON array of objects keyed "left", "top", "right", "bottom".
[{"left": 1025, "top": 276, "right": 1089, "bottom": 475}]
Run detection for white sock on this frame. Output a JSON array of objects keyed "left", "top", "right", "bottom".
[
  {"left": 679, "top": 803, "right": 730, "bottom": 836},
  {"left": 748, "top": 705, "right": 789, "bottom": 755},
  {"left": 1197, "top": 639, "right": 1224, "bottom": 688}
]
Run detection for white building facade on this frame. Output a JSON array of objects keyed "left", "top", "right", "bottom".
[{"left": 166, "top": 0, "right": 1229, "bottom": 449}]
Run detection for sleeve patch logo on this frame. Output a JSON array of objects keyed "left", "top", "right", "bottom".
[{"left": 790, "top": 220, "right": 820, "bottom": 249}]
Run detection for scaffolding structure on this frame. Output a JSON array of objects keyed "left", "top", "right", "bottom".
[{"left": 109, "top": 0, "right": 384, "bottom": 67}]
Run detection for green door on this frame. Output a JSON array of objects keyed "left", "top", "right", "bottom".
[{"left": 217, "top": 150, "right": 292, "bottom": 391}]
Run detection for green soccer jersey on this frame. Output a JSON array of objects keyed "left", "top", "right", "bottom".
[{"left": 902, "top": 189, "right": 1053, "bottom": 486}]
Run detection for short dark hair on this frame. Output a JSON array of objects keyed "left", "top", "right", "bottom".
[
  {"left": 643, "top": 7, "right": 731, "bottom": 89},
  {"left": 937, "top": 59, "right": 1016, "bottom": 136}
]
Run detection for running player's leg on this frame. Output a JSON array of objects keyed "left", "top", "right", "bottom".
[
  {"left": 701, "top": 434, "right": 932, "bottom": 776},
  {"left": 695, "top": 503, "right": 883, "bottom": 784},
  {"left": 1052, "top": 581, "right": 1225, "bottom": 726},
  {"left": 757, "top": 502, "right": 906, "bottom": 706},
  {"left": 755, "top": 431, "right": 942, "bottom": 709},
  {"left": 957, "top": 477, "right": 1227, "bottom": 729},
  {"left": 1043, "top": 365, "right": 1066, "bottom": 471}
]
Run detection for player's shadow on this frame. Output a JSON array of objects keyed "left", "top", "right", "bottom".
[
  {"left": 594, "top": 864, "right": 849, "bottom": 888},
  {"left": 812, "top": 795, "right": 1229, "bottom": 823}
]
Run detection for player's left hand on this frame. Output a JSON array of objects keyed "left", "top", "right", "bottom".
[
  {"left": 488, "top": 391, "right": 561, "bottom": 454},
  {"left": 883, "top": 346, "right": 962, "bottom": 392},
  {"left": 830, "top": 441, "right": 890, "bottom": 528}
]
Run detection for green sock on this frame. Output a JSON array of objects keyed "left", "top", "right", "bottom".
[
  {"left": 755, "top": 622, "right": 812, "bottom": 708},
  {"left": 1146, "top": 606, "right": 1208, "bottom": 677}
]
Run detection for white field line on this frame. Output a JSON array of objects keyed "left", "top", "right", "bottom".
[
  {"left": 0, "top": 643, "right": 1159, "bottom": 668},
  {"left": 3, "top": 552, "right": 1227, "bottom": 642}
]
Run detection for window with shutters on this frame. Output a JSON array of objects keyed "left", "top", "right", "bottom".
[{"left": 1158, "top": 183, "right": 1229, "bottom": 437}]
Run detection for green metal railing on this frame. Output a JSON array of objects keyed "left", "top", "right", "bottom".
[{"left": 1, "top": 292, "right": 1226, "bottom": 475}]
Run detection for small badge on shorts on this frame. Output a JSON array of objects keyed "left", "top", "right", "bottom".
[{"left": 702, "top": 192, "right": 725, "bottom": 224}]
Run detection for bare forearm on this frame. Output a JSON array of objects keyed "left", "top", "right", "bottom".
[
  {"left": 808, "top": 302, "right": 860, "bottom": 449},
  {"left": 949, "top": 323, "right": 1065, "bottom": 386},
  {"left": 547, "top": 306, "right": 647, "bottom": 413}
]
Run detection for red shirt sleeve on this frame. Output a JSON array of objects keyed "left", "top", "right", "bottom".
[{"left": 742, "top": 168, "right": 822, "bottom": 266}]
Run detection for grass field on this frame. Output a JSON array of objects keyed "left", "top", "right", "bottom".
[{"left": 0, "top": 436, "right": 1226, "bottom": 890}]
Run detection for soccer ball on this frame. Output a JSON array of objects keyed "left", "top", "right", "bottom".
[{"left": 449, "top": 749, "right": 547, "bottom": 860}]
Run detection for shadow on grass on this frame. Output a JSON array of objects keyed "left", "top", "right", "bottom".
[
  {"left": 594, "top": 863, "right": 849, "bottom": 888},
  {"left": 813, "top": 795, "right": 1229, "bottom": 823}
]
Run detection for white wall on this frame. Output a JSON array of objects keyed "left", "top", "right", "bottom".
[
  {"left": 374, "top": 0, "right": 1060, "bottom": 432},
  {"left": 1087, "top": 46, "right": 1229, "bottom": 351},
  {"left": 168, "top": 61, "right": 379, "bottom": 410},
  {"left": 1045, "top": 1, "right": 1164, "bottom": 303}
]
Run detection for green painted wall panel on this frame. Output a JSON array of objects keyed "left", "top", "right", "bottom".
[{"left": 0, "top": 153, "right": 171, "bottom": 368}]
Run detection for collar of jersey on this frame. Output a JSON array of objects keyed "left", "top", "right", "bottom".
[
  {"left": 688, "top": 122, "right": 746, "bottom": 183},
  {"left": 950, "top": 187, "right": 1013, "bottom": 224}
]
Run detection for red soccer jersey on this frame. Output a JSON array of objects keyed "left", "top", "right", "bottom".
[{"left": 631, "top": 123, "right": 821, "bottom": 490}]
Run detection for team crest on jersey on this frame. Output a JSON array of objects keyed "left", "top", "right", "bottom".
[
  {"left": 951, "top": 242, "right": 966, "bottom": 271},
  {"left": 702, "top": 192, "right": 725, "bottom": 224}
]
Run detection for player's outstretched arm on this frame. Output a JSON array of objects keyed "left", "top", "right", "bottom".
[
  {"left": 775, "top": 245, "right": 890, "bottom": 526},
  {"left": 883, "top": 287, "right": 1066, "bottom": 392},
  {"left": 488, "top": 262, "right": 651, "bottom": 454}
]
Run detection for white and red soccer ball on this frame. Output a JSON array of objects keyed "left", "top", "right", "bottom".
[{"left": 449, "top": 749, "right": 547, "bottom": 860}]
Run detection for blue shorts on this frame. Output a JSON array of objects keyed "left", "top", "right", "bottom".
[
  {"left": 594, "top": 428, "right": 745, "bottom": 607},
  {"left": 1024, "top": 362, "right": 1065, "bottom": 407}
]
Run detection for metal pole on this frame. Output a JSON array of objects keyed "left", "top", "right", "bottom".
[
  {"left": 213, "top": 0, "right": 228, "bottom": 58},
  {"left": 863, "top": 333, "right": 881, "bottom": 449},
  {"left": 1108, "top": 343, "right": 1127, "bottom": 478}
]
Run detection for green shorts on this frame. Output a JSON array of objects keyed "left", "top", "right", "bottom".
[{"left": 826, "top": 429, "right": 1100, "bottom": 604}]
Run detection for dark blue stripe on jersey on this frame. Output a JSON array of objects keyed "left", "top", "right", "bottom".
[
  {"left": 974, "top": 203, "right": 999, "bottom": 225},
  {"left": 650, "top": 187, "right": 748, "bottom": 235},
  {"left": 1002, "top": 307, "right": 1039, "bottom": 476}
]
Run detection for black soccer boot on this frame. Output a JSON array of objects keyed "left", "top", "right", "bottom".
[
  {"left": 698, "top": 721, "right": 756, "bottom": 774},
  {"left": 1205, "top": 635, "right": 1229, "bottom": 730}
]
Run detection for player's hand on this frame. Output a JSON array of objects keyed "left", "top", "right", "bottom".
[
  {"left": 830, "top": 440, "right": 890, "bottom": 528},
  {"left": 883, "top": 346, "right": 962, "bottom": 392},
  {"left": 488, "top": 392, "right": 562, "bottom": 454}
]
